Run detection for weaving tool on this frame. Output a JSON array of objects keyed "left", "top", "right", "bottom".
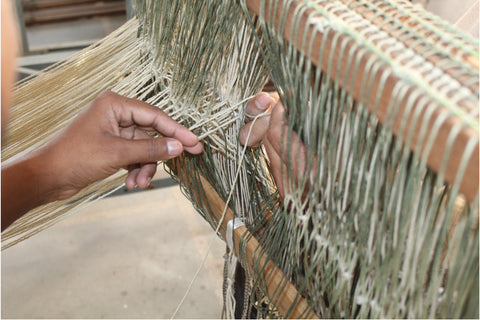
[{"left": 2, "top": 0, "right": 478, "bottom": 318}]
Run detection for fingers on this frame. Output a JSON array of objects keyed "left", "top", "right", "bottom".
[
  {"left": 120, "top": 128, "right": 158, "bottom": 190},
  {"left": 269, "top": 104, "right": 307, "bottom": 181},
  {"left": 262, "top": 124, "right": 305, "bottom": 200},
  {"left": 99, "top": 91, "right": 203, "bottom": 154},
  {"left": 239, "top": 92, "right": 279, "bottom": 146},
  {"left": 265, "top": 99, "right": 286, "bottom": 153},
  {"left": 125, "top": 163, "right": 157, "bottom": 190},
  {"left": 261, "top": 101, "right": 308, "bottom": 200},
  {"left": 263, "top": 138, "right": 286, "bottom": 199},
  {"left": 125, "top": 165, "right": 141, "bottom": 190},
  {"left": 115, "top": 137, "right": 184, "bottom": 168},
  {"left": 136, "top": 163, "right": 157, "bottom": 188},
  {"left": 240, "top": 118, "right": 271, "bottom": 146},
  {"left": 283, "top": 130, "right": 307, "bottom": 183},
  {"left": 183, "top": 141, "right": 204, "bottom": 154},
  {"left": 120, "top": 136, "right": 178, "bottom": 189},
  {"left": 245, "top": 92, "right": 276, "bottom": 119},
  {"left": 95, "top": 92, "right": 201, "bottom": 189}
]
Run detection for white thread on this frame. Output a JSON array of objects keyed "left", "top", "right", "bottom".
[
  {"left": 225, "top": 253, "right": 238, "bottom": 319},
  {"left": 170, "top": 107, "right": 267, "bottom": 319},
  {"left": 224, "top": 218, "right": 244, "bottom": 318},
  {"left": 226, "top": 218, "right": 245, "bottom": 251}
]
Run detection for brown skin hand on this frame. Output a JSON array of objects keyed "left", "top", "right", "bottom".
[
  {"left": 239, "top": 92, "right": 308, "bottom": 200},
  {"left": 1, "top": 92, "right": 203, "bottom": 231}
]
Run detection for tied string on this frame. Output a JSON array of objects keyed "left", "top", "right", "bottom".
[{"left": 170, "top": 107, "right": 271, "bottom": 318}]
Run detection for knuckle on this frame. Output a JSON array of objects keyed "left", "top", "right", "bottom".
[
  {"left": 111, "top": 142, "right": 126, "bottom": 166},
  {"left": 98, "top": 90, "right": 116, "bottom": 100},
  {"left": 94, "top": 91, "right": 120, "bottom": 110},
  {"left": 146, "top": 139, "right": 164, "bottom": 161}
]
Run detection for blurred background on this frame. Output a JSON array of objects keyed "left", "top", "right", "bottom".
[{"left": 2, "top": 0, "right": 478, "bottom": 318}]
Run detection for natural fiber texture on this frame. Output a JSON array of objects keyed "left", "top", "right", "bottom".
[
  {"left": 3, "top": 20, "right": 141, "bottom": 247},
  {"left": 167, "top": 0, "right": 479, "bottom": 318},
  {"left": 2, "top": 8, "right": 272, "bottom": 248},
  {"left": 236, "top": 0, "right": 479, "bottom": 318},
  {"left": 2, "top": 0, "right": 478, "bottom": 318}
]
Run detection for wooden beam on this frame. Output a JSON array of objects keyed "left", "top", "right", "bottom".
[
  {"left": 171, "top": 158, "right": 318, "bottom": 319},
  {"left": 23, "top": 2, "right": 125, "bottom": 25},
  {"left": 22, "top": 0, "right": 109, "bottom": 10},
  {"left": 245, "top": 0, "right": 479, "bottom": 202}
]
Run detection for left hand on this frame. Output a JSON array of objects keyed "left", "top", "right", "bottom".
[{"left": 36, "top": 91, "right": 203, "bottom": 201}]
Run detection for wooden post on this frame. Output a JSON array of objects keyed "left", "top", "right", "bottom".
[{"left": 171, "top": 158, "right": 318, "bottom": 319}]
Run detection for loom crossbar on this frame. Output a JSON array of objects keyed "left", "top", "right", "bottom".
[
  {"left": 245, "top": 0, "right": 479, "bottom": 202},
  {"left": 171, "top": 158, "right": 318, "bottom": 319}
]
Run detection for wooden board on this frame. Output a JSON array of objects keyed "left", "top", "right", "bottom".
[
  {"left": 171, "top": 158, "right": 318, "bottom": 319},
  {"left": 23, "top": 1, "right": 125, "bottom": 25},
  {"left": 245, "top": 0, "right": 479, "bottom": 202}
]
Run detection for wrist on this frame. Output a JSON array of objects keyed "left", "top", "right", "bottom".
[
  {"left": 1, "top": 151, "right": 59, "bottom": 230},
  {"left": 25, "top": 150, "right": 61, "bottom": 203}
]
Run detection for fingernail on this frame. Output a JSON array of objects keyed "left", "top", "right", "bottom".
[
  {"left": 255, "top": 94, "right": 272, "bottom": 110},
  {"left": 167, "top": 140, "right": 183, "bottom": 155}
]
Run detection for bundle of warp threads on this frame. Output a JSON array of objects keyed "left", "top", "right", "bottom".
[
  {"left": 2, "top": 0, "right": 479, "bottom": 318},
  {"left": 3, "top": 2, "right": 272, "bottom": 248}
]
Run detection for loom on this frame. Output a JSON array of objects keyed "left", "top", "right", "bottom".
[{"left": 2, "top": 0, "right": 478, "bottom": 318}]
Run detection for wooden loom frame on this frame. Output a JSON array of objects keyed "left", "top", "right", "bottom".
[{"left": 173, "top": 0, "right": 478, "bottom": 318}]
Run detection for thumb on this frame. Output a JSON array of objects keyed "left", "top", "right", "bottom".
[
  {"left": 239, "top": 114, "right": 271, "bottom": 147},
  {"left": 115, "top": 137, "right": 184, "bottom": 166}
]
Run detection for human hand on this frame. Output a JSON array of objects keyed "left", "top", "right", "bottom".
[
  {"left": 239, "top": 92, "right": 307, "bottom": 200},
  {"left": 36, "top": 91, "right": 203, "bottom": 201}
]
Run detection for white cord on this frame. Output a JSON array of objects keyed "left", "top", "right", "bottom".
[{"left": 170, "top": 109, "right": 269, "bottom": 318}]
